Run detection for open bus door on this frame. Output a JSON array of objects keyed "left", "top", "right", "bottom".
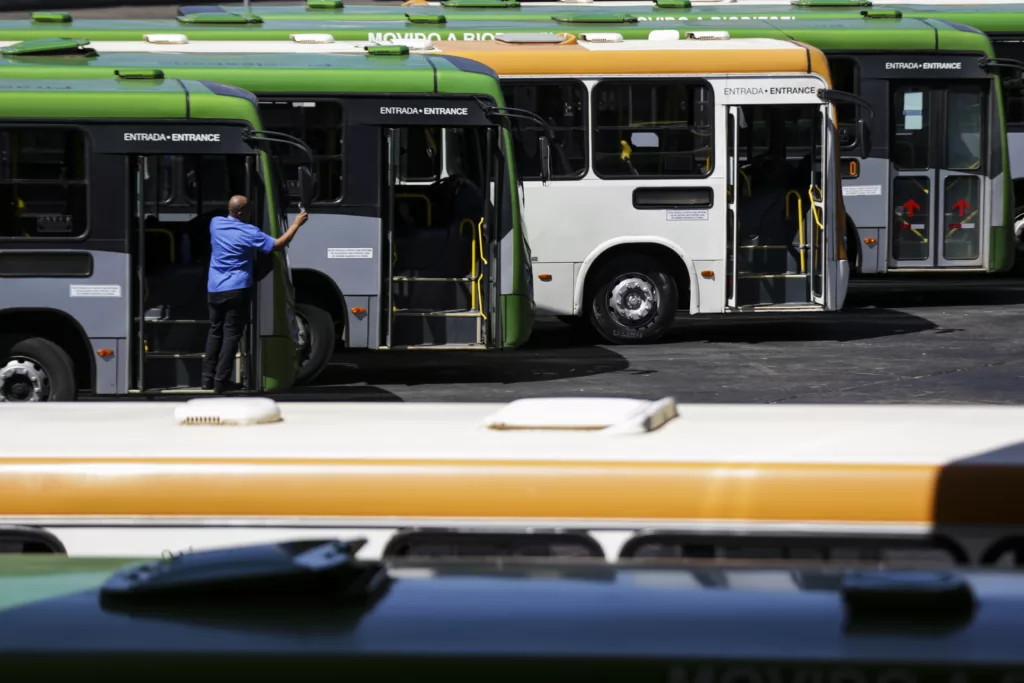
[
  {"left": 129, "top": 152, "right": 263, "bottom": 393},
  {"left": 381, "top": 123, "right": 499, "bottom": 349},
  {"left": 725, "top": 102, "right": 829, "bottom": 311}
]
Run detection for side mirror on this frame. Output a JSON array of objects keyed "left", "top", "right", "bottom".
[
  {"left": 538, "top": 136, "right": 552, "bottom": 185},
  {"left": 857, "top": 118, "right": 872, "bottom": 159},
  {"left": 297, "top": 166, "right": 315, "bottom": 212}
]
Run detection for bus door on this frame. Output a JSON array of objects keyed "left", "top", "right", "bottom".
[
  {"left": 127, "top": 147, "right": 262, "bottom": 393},
  {"left": 889, "top": 82, "right": 987, "bottom": 269},
  {"left": 375, "top": 112, "right": 501, "bottom": 350},
  {"left": 726, "top": 101, "right": 827, "bottom": 310}
]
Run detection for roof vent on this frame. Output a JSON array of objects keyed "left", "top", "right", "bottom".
[
  {"left": 31, "top": 12, "right": 72, "bottom": 23},
  {"left": 405, "top": 12, "right": 447, "bottom": 24},
  {"left": 144, "top": 34, "right": 190, "bottom": 44},
  {"left": 291, "top": 33, "right": 336, "bottom": 43},
  {"left": 655, "top": 0, "right": 692, "bottom": 7},
  {"left": 483, "top": 397, "right": 677, "bottom": 434},
  {"left": 579, "top": 32, "right": 624, "bottom": 43},
  {"left": 366, "top": 44, "right": 410, "bottom": 56},
  {"left": 553, "top": 13, "right": 637, "bottom": 24},
  {"left": 174, "top": 397, "right": 282, "bottom": 426},
  {"left": 496, "top": 32, "right": 569, "bottom": 44},
  {"left": 559, "top": 0, "right": 594, "bottom": 4},
  {"left": 307, "top": 0, "right": 344, "bottom": 8},
  {"left": 177, "top": 12, "right": 263, "bottom": 24},
  {"left": 0, "top": 37, "right": 93, "bottom": 56},
  {"left": 648, "top": 29, "right": 681, "bottom": 41},
  {"left": 686, "top": 30, "right": 730, "bottom": 40}
]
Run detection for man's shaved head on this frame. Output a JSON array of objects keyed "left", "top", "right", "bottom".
[{"left": 228, "top": 195, "right": 249, "bottom": 218}]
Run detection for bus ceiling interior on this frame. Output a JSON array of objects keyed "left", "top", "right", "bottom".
[
  {"left": 387, "top": 125, "right": 498, "bottom": 349},
  {"left": 730, "top": 104, "right": 825, "bottom": 308}
]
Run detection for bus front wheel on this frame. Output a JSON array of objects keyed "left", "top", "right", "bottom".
[
  {"left": 0, "top": 337, "right": 76, "bottom": 402},
  {"left": 294, "top": 303, "right": 335, "bottom": 386},
  {"left": 588, "top": 255, "right": 677, "bottom": 345}
]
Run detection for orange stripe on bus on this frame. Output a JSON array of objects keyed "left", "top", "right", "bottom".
[{"left": 0, "top": 459, "right": 1017, "bottom": 525}]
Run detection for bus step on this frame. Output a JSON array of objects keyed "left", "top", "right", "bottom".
[
  {"left": 393, "top": 343, "right": 488, "bottom": 350},
  {"left": 128, "top": 388, "right": 216, "bottom": 395},
  {"left": 734, "top": 244, "right": 804, "bottom": 275},
  {"left": 736, "top": 303, "right": 824, "bottom": 313},
  {"left": 393, "top": 309, "right": 482, "bottom": 318},
  {"left": 146, "top": 352, "right": 207, "bottom": 359},
  {"left": 139, "top": 318, "right": 208, "bottom": 324},
  {"left": 392, "top": 276, "right": 475, "bottom": 283},
  {"left": 144, "top": 321, "right": 209, "bottom": 354},
  {"left": 735, "top": 273, "right": 810, "bottom": 306}
]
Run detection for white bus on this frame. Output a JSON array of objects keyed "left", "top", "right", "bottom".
[{"left": 2, "top": 396, "right": 1023, "bottom": 567}]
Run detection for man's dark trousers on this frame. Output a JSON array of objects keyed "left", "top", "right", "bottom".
[{"left": 202, "top": 287, "right": 250, "bottom": 390}]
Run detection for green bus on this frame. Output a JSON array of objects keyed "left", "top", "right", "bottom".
[
  {"left": 0, "top": 41, "right": 536, "bottom": 386},
  {"left": 0, "top": 13, "right": 1012, "bottom": 275},
  {"left": 0, "top": 75, "right": 311, "bottom": 401}
]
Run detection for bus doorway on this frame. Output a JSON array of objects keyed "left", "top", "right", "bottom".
[
  {"left": 129, "top": 153, "right": 262, "bottom": 393},
  {"left": 889, "top": 83, "right": 987, "bottom": 270},
  {"left": 382, "top": 125, "right": 500, "bottom": 349},
  {"left": 726, "top": 103, "right": 831, "bottom": 310}
]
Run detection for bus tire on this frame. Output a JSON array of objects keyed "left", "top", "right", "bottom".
[
  {"left": 0, "top": 337, "right": 76, "bottom": 402},
  {"left": 295, "top": 303, "right": 334, "bottom": 386},
  {"left": 588, "top": 255, "right": 678, "bottom": 345}
]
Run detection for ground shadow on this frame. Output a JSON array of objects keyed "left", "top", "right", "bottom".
[
  {"left": 845, "top": 275, "right": 1024, "bottom": 310},
  {"left": 655, "top": 306, "right": 938, "bottom": 345},
  {"left": 309, "top": 324, "right": 630, "bottom": 389}
]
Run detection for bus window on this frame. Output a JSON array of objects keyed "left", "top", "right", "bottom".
[
  {"left": 591, "top": 80, "right": 713, "bottom": 178},
  {"left": 993, "top": 39, "right": 1024, "bottom": 127},
  {"left": 828, "top": 57, "right": 859, "bottom": 148},
  {"left": 946, "top": 88, "right": 984, "bottom": 171},
  {"left": 893, "top": 88, "right": 931, "bottom": 170},
  {"left": 502, "top": 81, "right": 587, "bottom": 180},
  {"left": 0, "top": 128, "right": 87, "bottom": 239},
  {"left": 259, "top": 99, "right": 343, "bottom": 206},
  {"left": 398, "top": 127, "right": 442, "bottom": 183}
]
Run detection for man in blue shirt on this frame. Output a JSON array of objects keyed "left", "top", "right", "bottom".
[{"left": 202, "top": 195, "right": 307, "bottom": 393}]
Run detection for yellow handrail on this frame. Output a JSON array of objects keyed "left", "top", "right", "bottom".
[
  {"left": 785, "top": 190, "right": 806, "bottom": 274},
  {"left": 474, "top": 217, "right": 488, "bottom": 320}
]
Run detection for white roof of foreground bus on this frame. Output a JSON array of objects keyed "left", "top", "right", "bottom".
[{"left": 0, "top": 397, "right": 1023, "bottom": 533}]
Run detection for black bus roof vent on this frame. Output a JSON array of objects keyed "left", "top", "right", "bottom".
[
  {"left": 841, "top": 570, "right": 975, "bottom": 624},
  {"left": 99, "top": 539, "right": 388, "bottom": 607}
]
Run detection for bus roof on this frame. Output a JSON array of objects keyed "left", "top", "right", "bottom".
[
  {"left": 2, "top": 551, "right": 1024, "bottom": 668},
  {"left": 181, "top": 1, "right": 1024, "bottom": 34},
  {"left": 0, "top": 47, "right": 503, "bottom": 98},
  {"left": 0, "top": 76, "right": 260, "bottom": 121},
  {"left": 1, "top": 398, "right": 1024, "bottom": 531},
  {"left": 1, "top": 36, "right": 833, "bottom": 77},
  {"left": 0, "top": 15, "right": 996, "bottom": 56}
]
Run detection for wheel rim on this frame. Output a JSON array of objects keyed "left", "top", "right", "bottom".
[
  {"left": 607, "top": 274, "right": 658, "bottom": 328},
  {"left": 0, "top": 357, "right": 51, "bottom": 402},
  {"left": 294, "top": 311, "right": 312, "bottom": 368}
]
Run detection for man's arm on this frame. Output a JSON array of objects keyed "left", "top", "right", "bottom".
[{"left": 272, "top": 211, "right": 308, "bottom": 251}]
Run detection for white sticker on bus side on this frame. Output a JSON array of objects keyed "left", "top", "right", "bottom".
[
  {"left": 69, "top": 285, "right": 122, "bottom": 298},
  {"left": 327, "top": 248, "right": 373, "bottom": 259},
  {"left": 842, "top": 185, "right": 883, "bottom": 197},
  {"left": 667, "top": 209, "right": 709, "bottom": 221}
]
